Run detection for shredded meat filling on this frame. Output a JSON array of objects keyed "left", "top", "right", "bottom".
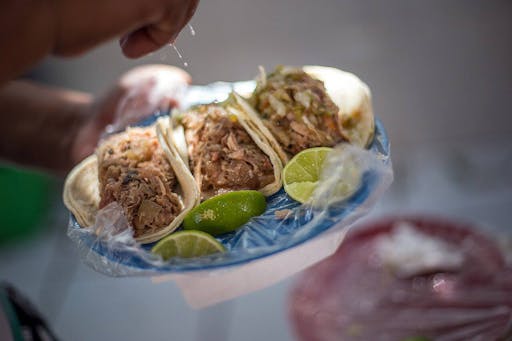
[
  {"left": 181, "top": 105, "right": 275, "bottom": 199},
  {"left": 97, "top": 128, "right": 183, "bottom": 238},
  {"left": 252, "top": 67, "right": 345, "bottom": 155}
]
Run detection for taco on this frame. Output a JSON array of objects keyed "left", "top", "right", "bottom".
[
  {"left": 243, "top": 65, "right": 375, "bottom": 164},
  {"left": 170, "top": 97, "right": 283, "bottom": 200},
  {"left": 63, "top": 119, "right": 200, "bottom": 244}
]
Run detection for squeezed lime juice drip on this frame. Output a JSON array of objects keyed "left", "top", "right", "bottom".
[
  {"left": 188, "top": 24, "right": 196, "bottom": 36},
  {"left": 170, "top": 43, "right": 188, "bottom": 67}
]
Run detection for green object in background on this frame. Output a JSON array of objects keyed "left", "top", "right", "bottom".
[{"left": 0, "top": 166, "right": 53, "bottom": 243}]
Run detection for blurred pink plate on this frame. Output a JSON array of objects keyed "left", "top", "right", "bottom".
[{"left": 289, "top": 216, "right": 512, "bottom": 341}]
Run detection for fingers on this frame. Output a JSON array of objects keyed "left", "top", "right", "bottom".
[
  {"left": 53, "top": 0, "right": 199, "bottom": 58},
  {"left": 120, "top": 0, "right": 199, "bottom": 58},
  {"left": 120, "top": 27, "right": 166, "bottom": 59}
]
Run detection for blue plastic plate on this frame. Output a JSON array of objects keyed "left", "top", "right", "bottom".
[{"left": 68, "top": 81, "right": 391, "bottom": 275}]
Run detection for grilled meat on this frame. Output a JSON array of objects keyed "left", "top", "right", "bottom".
[
  {"left": 97, "top": 127, "right": 183, "bottom": 237},
  {"left": 181, "top": 105, "right": 275, "bottom": 199},
  {"left": 252, "top": 66, "right": 345, "bottom": 156}
]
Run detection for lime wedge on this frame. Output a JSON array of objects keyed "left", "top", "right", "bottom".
[
  {"left": 282, "top": 147, "right": 333, "bottom": 203},
  {"left": 183, "top": 190, "right": 267, "bottom": 236},
  {"left": 283, "top": 146, "right": 362, "bottom": 204},
  {"left": 151, "top": 230, "right": 225, "bottom": 260},
  {"left": 283, "top": 181, "right": 318, "bottom": 204}
]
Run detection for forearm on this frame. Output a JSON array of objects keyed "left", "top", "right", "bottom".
[
  {"left": 0, "top": 1, "right": 55, "bottom": 85},
  {"left": 0, "top": 80, "right": 92, "bottom": 174}
]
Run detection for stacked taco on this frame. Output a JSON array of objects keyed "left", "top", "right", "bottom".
[
  {"left": 169, "top": 98, "right": 283, "bottom": 200},
  {"left": 63, "top": 119, "right": 200, "bottom": 244},
  {"left": 241, "top": 65, "right": 374, "bottom": 163},
  {"left": 63, "top": 65, "right": 375, "bottom": 243},
  {"left": 63, "top": 98, "right": 285, "bottom": 243}
]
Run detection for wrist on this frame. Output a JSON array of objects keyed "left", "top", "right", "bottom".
[{"left": 0, "top": 81, "right": 93, "bottom": 174}]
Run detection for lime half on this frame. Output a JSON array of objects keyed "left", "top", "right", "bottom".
[
  {"left": 151, "top": 230, "right": 225, "bottom": 260},
  {"left": 183, "top": 190, "right": 267, "bottom": 236},
  {"left": 282, "top": 147, "right": 333, "bottom": 203}
]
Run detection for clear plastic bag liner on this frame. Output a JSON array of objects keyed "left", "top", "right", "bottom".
[
  {"left": 67, "top": 81, "right": 393, "bottom": 307},
  {"left": 104, "top": 73, "right": 188, "bottom": 136}
]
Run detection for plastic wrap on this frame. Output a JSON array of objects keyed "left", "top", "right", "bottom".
[
  {"left": 67, "top": 81, "right": 392, "bottom": 307},
  {"left": 289, "top": 216, "right": 512, "bottom": 341}
]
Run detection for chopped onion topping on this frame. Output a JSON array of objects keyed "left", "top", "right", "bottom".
[
  {"left": 268, "top": 94, "right": 287, "bottom": 117},
  {"left": 294, "top": 91, "right": 311, "bottom": 109},
  {"left": 257, "top": 65, "right": 267, "bottom": 88}
]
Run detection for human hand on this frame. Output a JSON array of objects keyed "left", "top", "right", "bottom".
[
  {"left": 52, "top": 0, "right": 200, "bottom": 58},
  {"left": 0, "top": 0, "right": 198, "bottom": 85},
  {"left": 71, "top": 65, "right": 190, "bottom": 164}
]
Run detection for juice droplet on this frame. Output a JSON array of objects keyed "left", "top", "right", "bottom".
[
  {"left": 170, "top": 43, "right": 189, "bottom": 68},
  {"left": 171, "top": 43, "right": 183, "bottom": 59},
  {"left": 188, "top": 24, "right": 196, "bottom": 36}
]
